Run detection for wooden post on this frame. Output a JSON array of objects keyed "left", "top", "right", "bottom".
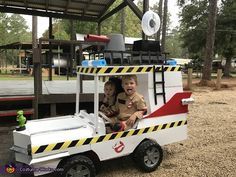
[
  {"left": 142, "top": 0, "right": 149, "bottom": 40},
  {"left": 97, "top": 22, "right": 101, "bottom": 35},
  {"left": 187, "top": 68, "right": 193, "bottom": 90},
  {"left": 156, "top": 0, "right": 163, "bottom": 41},
  {"left": 50, "top": 103, "right": 57, "bottom": 117},
  {"left": 216, "top": 69, "right": 222, "bottom": 90},
  {"left": 49, "top": 17, "right": 53, "bottom": 81},
  {"left": 97, "top": 22, "right": 101, "bottom": 52},
  {"left": 18, "top": 47, "right": 22, "bottom": 74},
  {"left": 32, "top": 16, "right": 39, "bottom": 119}
]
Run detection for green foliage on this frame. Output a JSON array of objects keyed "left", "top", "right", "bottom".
[
  {"left": 123, "top": 7, "right": 142, "bottom": 37},
  {"left": 186, "top": 54, "right": 203, "bottom": 71},
  {"left": 215, "top": 0, "right": 236, "bottom": 59},
  {"left": 100, "top": 0, "right": 141, "bottom": 37},
  {"left": 126, "top": 0, "right": 142, "bottom": 37},
  {"left": 0, "top": 13, "right": 8, "bottom": 45},
  {"left": 61, "top": 19, "right": 97, "bottom": 36},
  {"left": 51, "top": 0, "right": 142, "bottom": 38},
  {"left": 0, "top": 13, "right": 31, "bottom": 65},
  {"left": 150, "top": 1, "right": 171, "bottom": 33},
  {"left": 0, "top": 13, "right": 31, "bottom": 44},
  {"left": 149, "top": 1, "right": 185, "bottom": 58},
  {"left": 52, "top": 20, "right": 70, "bottom": 40},
  {"left": 8, "top": 14, "right": 31, "bottom": 42},
  {"left": 42, "top": 19, "right": 70, "bottom": 40},
  {"left": 178, "top": 0, "right": 236, "bottom": 78},
  {"left": 179, "top": 0, "right": 236, "bottom": 60},
  {"left": 165, "top": 29, "right": 188, "bottom": 58},
  {"left": 179, "top": 0, "right": 208, "bottom": 57}
]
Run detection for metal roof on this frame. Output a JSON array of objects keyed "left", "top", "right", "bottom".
[
  {"left": 0, "top": 0, "right": 125, "bottom": 22},
  {"left": 0, "top": 42, "right": 71, "bottom": 51}
]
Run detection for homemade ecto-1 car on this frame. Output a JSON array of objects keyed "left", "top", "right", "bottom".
[{"left": 11, "top": 64, "right": 194, "bottom": 176}]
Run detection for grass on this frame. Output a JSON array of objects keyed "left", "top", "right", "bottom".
[{"left": 1, "top": 72, "right": 235, "bottom": 81}]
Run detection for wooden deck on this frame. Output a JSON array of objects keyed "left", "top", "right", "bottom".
[
  {"left": 0, "top": 80, "right": 104, "bottom": 96},
  {"left": 0, "top": 80, "right": 105, "bottom": 118}
]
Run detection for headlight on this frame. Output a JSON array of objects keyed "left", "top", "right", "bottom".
[{"left": 181, "top": 98, "right": 194, "bottom": 105}]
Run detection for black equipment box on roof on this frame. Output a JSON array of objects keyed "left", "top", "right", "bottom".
[{"left": 133, "top": 40, "right": 161, "bottom": 52}]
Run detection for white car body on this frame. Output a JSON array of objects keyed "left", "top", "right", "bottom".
[{"left": 11, "top": 65, "right": 193, "bottom": 176}]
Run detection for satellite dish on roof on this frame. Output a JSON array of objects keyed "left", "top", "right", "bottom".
[{"left": 141, "top": 10, "right": 160, "bottom": 36}]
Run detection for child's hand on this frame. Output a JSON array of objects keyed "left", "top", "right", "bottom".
[
  {"left": 103, "top": 97, "right": 108, "bottom": 103},
  {"left": 126, "top": 114, "right": 137, "bottom": 126},
  {"left": 105, "top": 110, "right": 113, "bottom": 117},
  {"left": 134, "top": 111, "right": 144, "bottom": 119}
]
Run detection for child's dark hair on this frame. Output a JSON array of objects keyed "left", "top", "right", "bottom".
[
  {"left": 109, "top": 77, "right": 124, "bottom": 94},
  {"left": 104, "top": 80, "right": 116, "bottom": 88}
]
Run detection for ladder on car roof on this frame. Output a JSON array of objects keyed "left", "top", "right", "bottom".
[{"left": 153, "top": 65, "right": 166, "bottom": 105}]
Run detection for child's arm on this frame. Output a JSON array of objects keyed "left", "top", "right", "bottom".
[
  {"left": 102, "top": 96, "right": 108, "bottom": 105},
  {"left": 126, "top": 95, "right": 147, "bottom": 126},
  {"left": 126, "top": 110, "right": 145, "bottom": 126}
]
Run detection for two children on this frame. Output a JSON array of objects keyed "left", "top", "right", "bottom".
[{"left": 100, "top": 75, "right": 147, "bottom": 131}]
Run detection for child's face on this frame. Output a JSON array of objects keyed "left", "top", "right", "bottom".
[
  {"left": 104, "top": 85, "right": 115, "bottom": 97},
  {"left": 123, "top": 78, "right": 137, "bottom": 96}
]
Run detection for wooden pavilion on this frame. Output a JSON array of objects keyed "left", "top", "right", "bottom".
[{"left": 0, "top": 0, "right": 152, "bottom": 119}]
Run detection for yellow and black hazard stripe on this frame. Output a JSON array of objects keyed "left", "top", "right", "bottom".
[
  {"left": 32, "top": 120, "right": 187, "bottom": 154},
  {"left": 77, "top": 65, "right": 181, "bottom": 74}
]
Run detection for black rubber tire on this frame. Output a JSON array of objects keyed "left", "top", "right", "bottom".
[
  {"left": 133, "top": 140, "right": 163, "bottom": 172},
  {"left": 59, "top": 155, "right": 96, "bottom": 177}
]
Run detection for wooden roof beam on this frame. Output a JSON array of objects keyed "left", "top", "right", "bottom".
[
  {"left": 0, "top": 6, "right": 98, "bottom": 21},
  {"left": 125, "top": 0, "right": 142, "bottom": 20},
  {"left": 99, "top": 1, "right": 128, "bottom": 23},
  {"left": 98, "top": 0, "right": 141, "bottom": 23},
  {"left": 98, "top": 0, "right": 116, "bottom": 19},
  {"left": 45, "top": 0, "right": 49, "bottom": 12},
  {"left": 82, "top": 0, "right": 93, "bottom": 16},
  {"left": 71, "top": 0, "right": 107, "bottom": 7},
  {"left": 24, "top": 0, "right": 28, "bottom": 9},
  {"left": 65, "top": 0, "right": 71, "bottom": 13}
]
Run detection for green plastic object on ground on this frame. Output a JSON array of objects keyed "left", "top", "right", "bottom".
[{"left": 16, "top": 110, "right": 26, "bottom": 131}]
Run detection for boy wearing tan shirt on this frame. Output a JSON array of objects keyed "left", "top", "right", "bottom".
[{"left": 111, "top": 75, "right": 147, "bottom": 130}]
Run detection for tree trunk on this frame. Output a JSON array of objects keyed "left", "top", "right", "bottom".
[
  {"left": 161, "top": 0, "right": 168, "bottom": 52},
  {"left": 200, "top": 0, "right": 218, "bottom": 85},
  {"left": 224, "top": 57, "right": 232, "bottom": 77},
  {"left": 156, "top": 0, "right": 163, "bottom": 41},
  {"left": 4, "top": 50, "right": 7, "bottom": 74},
  {"left": 0, "top": 54, "right": 2, "bottom": 73}
]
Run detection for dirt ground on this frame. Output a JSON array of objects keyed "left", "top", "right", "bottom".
[{"left": 0, "top": 77, "right": 235, "bottom": 177}]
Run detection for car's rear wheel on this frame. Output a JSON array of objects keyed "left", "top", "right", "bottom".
[{"left": 133, "top": 140, "right": 163, "bottom": 172}]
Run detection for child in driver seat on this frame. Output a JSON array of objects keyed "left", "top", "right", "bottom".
[
  {"left": 111, "top": 75, "right": 147, "bottom": 131},
  {"left": 100, "top": 80, "right": 116, "bottom": 117}
]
